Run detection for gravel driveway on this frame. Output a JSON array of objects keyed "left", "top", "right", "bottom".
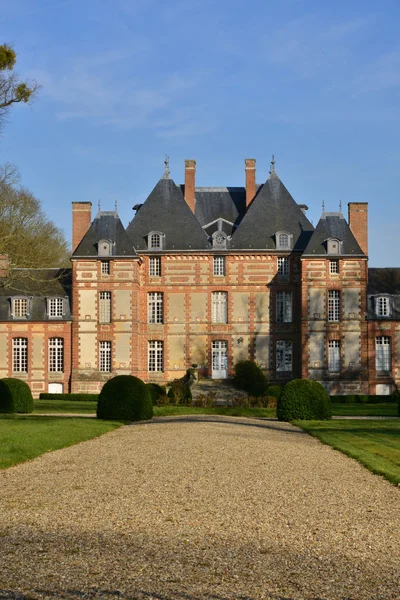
[{"left": 0, "top": 415, "right": 399, "bottom": 600}]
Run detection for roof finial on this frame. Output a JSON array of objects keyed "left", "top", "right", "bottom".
[
  {"left": 98, "top": 200, "right": 101, "bottom": 212},
  {"left": 322, "top": 199, "right": 325, "bottom": 214},
  {"left": 115, "top": 200, "right": 118, "bottom": 212},
  {"left": 339, "top": 199, "right": 342, "bottom": 213},
  {"left": 269, "top": 154, "right": 276, "bottom": 175},
  {"left": 163, "top": 154, "right": 171, "bottom": 179}
]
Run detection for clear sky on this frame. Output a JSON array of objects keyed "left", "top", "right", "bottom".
[{"left": 1, "top": 0, "right": 399, "bottom": 266}]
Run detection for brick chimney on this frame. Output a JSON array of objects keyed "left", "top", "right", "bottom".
[
  {"left": 348, "top": 202, "right": 368, "bottom": 256},
  {"left": 245, "top": 158, "right": 256, "bottom": 207},
  {"left": 72, "top": 202, "right": 92, "bottom": 253},
  {"left": 0, "top": 254, "right": 9, "bottom": 277},
  {"left": 184, "top": 159, "right": 196, "bottom": 213}
]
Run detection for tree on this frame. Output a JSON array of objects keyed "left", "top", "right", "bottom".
[{"left": 0, "top": 44, "right": 38, "bottom": 131}]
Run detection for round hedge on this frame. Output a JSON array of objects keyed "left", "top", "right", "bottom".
[
  {"left": 97, "top": 375, "right": 153, "bottom": 421},
  {"left": 233, "top": 360, "right": 269, "bottom": 397},
  {"left": 147, "top": 382, "right": 166, "bottom": 405},
  {"left": 277, "top": 379, "right": 332, "bottom": 421},
  {"left": 0, "top": 378, "right": 34, "bottom": 413}
]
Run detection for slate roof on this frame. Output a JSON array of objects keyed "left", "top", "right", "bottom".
[
  {"left": 230, "top": 172, "right": 314, "bottom": 250},
  {"left": 367, "top": 268, "right": 400, "bottom": 320},
  {"left": 126, "top": 177, "right": 209, "bottom": 251},
  {"left": 303, "top": 212, "right": 365, "bottom": 257},
  {"left": 0, "top": 268, "right": 72, "bottom": 322},
  {"left": 189, "top": 186, "right": 249, "bottom": 233},
  {"left": 73, "top": 211, "right": 136, "bottom": 257}
]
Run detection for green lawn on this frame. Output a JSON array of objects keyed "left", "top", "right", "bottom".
[
  {"left": 295, "top": 419, "right": 400, "bottom": 485},
  {"left": 0, "top": 415, "right": 122, "bottom": 469},
  {"left": 34, "top": 399, "right": 98, "bottom": 414},
  {"left": 332, "top": 402, "right": 398, "bottom": 417}
]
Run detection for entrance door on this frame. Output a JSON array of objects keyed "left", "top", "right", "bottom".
[
  {"left": 48, "top": 383, "right": 63, "bottom": 394},
  {"left": 212, "top": 341, "right": 228, "bottom": 379}
]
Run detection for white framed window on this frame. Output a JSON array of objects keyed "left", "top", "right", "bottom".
[
  {"left": 328, "top": 290, "right": 340, "bottom": 322},
  {"left": 99, "top": 291, "right": 112, "bottom": 323},
  {"left": 99, "top": 341, "right": 112, "bottom": 372},
  {"left": 149, "top": 257, "right": 161, "bottom": 277},
  {"left": 330, "top": 260, "right": 339, "bottom": 275},
  {"left": 101, "top": 261, "right": 110, "bottom": 275},
  {"left": 277, "top": 257, "right": 290, "bottom": 276},
  {"left": 376, "top": 297, "right": 391, "bottom": 317},
  {"left": 149, "top": 232, "right": 163, "bottom": 249},
  {"left": 276, "top": 340, "right": 292, "bottom": 372},
  {"left": 12, "top": 298, "right": 29, "bottom": 318},
  {"left": 213, "top": 256, "right": 226, "bottom": 276},
  {"left": 12, "top": 338, "right": 28, "bottom": 372},
  {"left": 148, "top": 292, "right": 163, "bottom": 323},
  {"left": 148, "top": 340, "right": 163, "bottom": 372},
  {"left": 328, "top": 340, "right": 340, "bottom": 372},
  {"left": 276, "top": 291, "right": 292, "bottom": 323},
  {"left": 49, "top": 338, "right": 64, "bottom": 372},
  {"left": 48, "top": 298, "right": 64, "bottom": 318},
  {"left": 212, "top": 292, "right": 228, "bottom": 323},
  {"left": 276, "top": 232, "right": 292, "bottom": 250},
  {"left": 376, "top": 336, "right": 391, "bottom": 372}
]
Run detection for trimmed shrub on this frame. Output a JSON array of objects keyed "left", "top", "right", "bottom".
[
  {"left": 146, "top": 383, "right": 166, "bottom": 405},
  {"left": 267, "top": 385, "right": 283, "bottom": 399},
  {"left": 330, "top": 394, "right": 398, "bottom": 404},
  {"left": 39, "top": 393, "right": 98, "bottom": 402},
  {"left": 277, "top": 379, "right": 332, "bottom": 421},
  {"left": 167, "top": 380, "right": 192, "bottom": 405},
  {"left": 0, "top": 378, "right": 34, "bottom": 414},
  {"left": 233, "top": 360, "right": 269, "bottom": 397},
  {"left": 97, "top": 375, "right": 152, "bottom": 421}
]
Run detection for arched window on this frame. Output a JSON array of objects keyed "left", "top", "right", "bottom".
[
  {"left": 276, "top": 232, "right": 292, "bottom": 250},
  {"left": 148, "top": 231, "right": 164, "bottom": 250},
  {"left": 327, "top": 238, "right": 341, "bottom": 255},
  {"left": 98, "top": 239, "right": 112, "bottom": 257}
]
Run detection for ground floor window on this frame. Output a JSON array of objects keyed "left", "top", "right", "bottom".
[
  {"left": 99, "top": 341, "right": 112, "bottom": 372},
  {"left": 276, "top": 340, "right": 292, "bottom": 372},
  {"left": 211, "top": 340, "right": 228, "bottom": 378},
  {"left": 375, "top": 336, "right": 391, "bottom": 372},
  {"left": 13, "top": 337, "right": 28, "bottom": 372},
  {"left": 328, "top": 340, "right": 340, "bottom": 372},
  {"left": 49, "top": 337, "right": 64, "bottom": 372},
  {"left": 148, "top": 340, "right": 163, "bottom": 372}
]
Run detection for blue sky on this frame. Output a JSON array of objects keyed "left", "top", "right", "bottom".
[{"left": 1, "top": 0, "right": 399, "bottom": 266}]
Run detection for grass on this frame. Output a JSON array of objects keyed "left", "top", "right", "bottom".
[
  {"left": 331, "top": 402, "right": 398, "bottom": 417},
  {"left": 153, "top": 405, "right": 276, "bottom": 418},
  {"left": 34, "top": 400, "right": 97, "bottom": 414},
  {"left": 0, "top": 415, "right": 122, "bottom": 469},
  {"left": 295, "top": 419, "right": 400, "bottom": 485}
]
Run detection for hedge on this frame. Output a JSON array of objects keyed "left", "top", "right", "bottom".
[
  {"left": 39, "top": 393, "right": 99, "bottom": 401},
  {"left": 0, "top": 378, "right": 34, "bottom": 413},
  {"left": 277, "top": 379, "right": 332, "bottom": 421},
  {"left": 330, "top": 394, "right": 397, "bottom": 404},
  {"left": 97, "top": 375, "right": 153, "bottom": 421},
  {"left": 233, "top": 360, "right": 269, "bottom": 397}
]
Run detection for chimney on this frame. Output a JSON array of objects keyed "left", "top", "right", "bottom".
[
  {"left": 348, "top": 202, "right": 368, "bottom": 255},
  {"left": 184, "top": 159, "right": 196, "bottom": 213},
  {"left": 0, "top": 254, "right": 9, "bottom": 277},
  {"left": 245, "top": 158, "right": 256, "bottom": 207},
  {"left": 72, "top": 202, "right": 92, "bottom": 253}
]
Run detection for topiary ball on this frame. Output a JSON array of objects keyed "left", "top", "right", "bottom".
[
  {"left": 0, "top": 378, "right": 34, "bottom": 413},
  {"left": 146, "top": 383, "right": 166, "bottom": 405},
  {"left": 97, "top": 375, "right": 153, "bottom": 421},
  {"left": 277, "top": 379, "right": 332, "bottom": 421}
]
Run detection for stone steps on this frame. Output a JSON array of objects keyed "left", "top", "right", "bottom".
[{"left": 191, "top": 378, "right": 245, "bottom": 403}]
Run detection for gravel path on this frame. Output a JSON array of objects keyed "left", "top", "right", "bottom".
[{"left": 0, "top": 415, "right": 399, "bottom": 600}]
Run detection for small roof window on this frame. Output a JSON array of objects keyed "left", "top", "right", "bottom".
[
  {"left": 98, "top": 239, "right": 113, "bottom": 257},
  {"left": 276, "top": 231, "right": 292, "bottom": 250}
]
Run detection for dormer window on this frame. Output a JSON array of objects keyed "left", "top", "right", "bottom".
[
  {"left": 98, "top": 239, "right": 112, "bottom": 257},
  {"left": 327, "top": 238, "right": 341, "bottom": 255},
  {"left": 11, "top": 297, "right": 30, "bottom": 319},
  {"left": 375, "top": 296, "right": 391, "bottom": 317},
  {"left": 47, "top": 297, "right": 64, "bottom": 318},
  {"left": 212, "top": 231, "right": 227, "bottom": 249},
  {"left": 148, "top": 231, "right": 164, "bottom": 250},
  {"left": 276, "top": 232, "right": 292, "bottom": 250}
]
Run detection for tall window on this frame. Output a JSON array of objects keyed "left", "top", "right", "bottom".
[
  {"left": 328, "top": 290, "right": 340, "bottom": 322},
  {"left": 13, "top": 298, "right": 28, "bottom": 318},
  {"left": 99, "top": 341, "right": 112, "bottom": 372},
  {"left": 213, "top": 256, "right": 226, "bottom": 276},
  {"left": 13, "top": 338, "right": 28, "bottom": 372},
  {"left": 376, "top": 336, "right": 391, "bottom": 372},
  {"left": 276, "top": 340, "right": 292, "bottom": 372},
  {"left": 99, "top": 292, "right": 111, "bottom": 323},
  {"left": 148, "top": 340, "right": 163, "bottom": 372},
  {"left": 376, "top": 297, "right": 390, "bottom": 317},
  {"left": 276, "top": 291, "right": 292, "bottom": 323},
  {"left": 148, "top": 292, "right": 163, "bottom": 323},
  {"left": 212, "top": 292, "right": 228, "bottom": 323},
  {"left": 330, "top": 260, "right": 339, "bottom": 275},
  {"left": 101, "top": 261, "right": 110, "bottom": 275},
  {"left": 150, "top": 257, "right": 161, "bottom": 277},
  {"left": 277, "top": 257, "right": 289, "bottom": 276},
  {"left": 48, "top": 298, "right": 64, "bottom": 318},
  {"left": 328, "top": 340, "right": 340, "bottom": 372},
  {"left": 49, "top": 338, "right": 64, "bottom": 372}
]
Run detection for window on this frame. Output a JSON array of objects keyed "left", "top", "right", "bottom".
[
  {"left": 98, "top": 239, "right": 112, "bottom": 257},
  {"left": 148, "top": 292, "right": 163, "bottom": 324},
  {"left": 13, "top": 338, "right": 27, "bottom": 372},
  {"left": 376, "top": 297, "right": 391, "bottom": 317},
  {"left": 327, "top": 238, "right": 340, "bottom": 254},
  {"left": 213, "top": 256, "right": 226, "bottom": 276},
  {"left": 277, "top": 257, "right": 290, "bottom": 276},
  {"left": 49, "top": 338, "right": 64, "bottom": 372},
  {"left": 99, "top": 291, "right": 111, "bottom": 323},
  {"left": 148, "top": 340, "right": 163, "bottom": 372},
  {"left": 212, "top": 231, "right": 227, "bottom": 249},
  {"left": 328, "top": 290, "right": 340, "bottom": 322},
  {"left": 276, "top": 232, "right": 292, "bottom": 250},
  {"left": 99, "top": 341, "right": 112, "bottom": 372},
  {"left": 150, "top": 257, "right": 161, "bottom": 277},
  {"left": 328, "top": 340, "right": 340, "bottom": 372},
  {"left": 330, "top": 260, "right": 339, "bottom": 275},
  {"left": 101, "top": 261, "right": 110, "bottom": 275},
  {"left": 48, "top": 298, "right": 64, "bottom": 318},
  {"left": 276, "top": 340, "right": 292, "bottom": 372},
  {"left": 12, "top": 298, "right": 28, "bottom": 318},
  {"left": 376, "top": 336, "right": 391, "bottom": 372},
  {"left": 212, "top": 292, "right": 228, "bottom": 323},
  {"left": 276, "top": 291, "right": 292, "bottom": 323},
  {"left": 149, "top": 232, "right": 163, "bottom": 249}
]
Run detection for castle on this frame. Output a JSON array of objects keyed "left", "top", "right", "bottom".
[{"left": 0, "top": 157, "right": 398, "bottom": 396}]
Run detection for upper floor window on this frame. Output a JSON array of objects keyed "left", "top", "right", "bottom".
[
  {"left": 49, "top": 338, "right": 64, "bottom": 372},
  {"left": 276, "top": 232, "right": 292, "bottom": 250},
  {"left": 213, "top": 256, "right": 226, "bottom": 276},
  {"left": 98, "top": 239, "right": 112, "bottom": 257},
  {"left": 11, "top": 297, "right": 29, "bottom": 318},
  {"left": 327, "top": 238, "right": 341, "bottom": 255},
  {"left": 148, "top": 292, "right": 163, "bottom": 324},
  {"left": 276, "top": 291, "right": 292, "bottom": 323},
  {"left": 149, "top": 231, "right": 164, "bottom": 250},
  {"left": 276, "top": 340, "right": 292, "bottom": 372},
  {"left": 328, "top": 340, "right": 340, "bottom": 372},
  {"left": 277, "top": 257, "right": 290, "bottom": 276},
  {"left": 212, "top": 292, "right": 228, "bottom": 323},
  {"left": 376, "top": 336, "right": 391, "bottom": 372},
  {"left": 212, "top": 231, "right": 227, "bottom": 249},
  {"left": 149, "top": 257, "right": 161, "bottom": 277},
  {"left": 375, "top": 296, "right": 391, "bottom": 317},
  {"left": 48, "top": 297, "right": 64, "bottom": 318},
  {"left": 328, "top": 290, "right": 340, "bottom": 322},
  {"left": 329, "top": 260, "right": 339, "bottom": 275},
  {"left": 99, "top": 341, "right": 112, "bottom": 372},
  {"left": 101, "top": 261, "right": 110, "bottom": 275},
  {"left": 99, "top": 291, "right": 112, "bottom": 323},
  {"left": 13, "top": 337, "right": 28, "bottom": 372}
]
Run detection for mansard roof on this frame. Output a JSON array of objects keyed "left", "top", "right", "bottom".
[
  {"left": 73, "top": 211, "right": 136, "bottom": 258},
  {"left": 126, "top": 177, "right": 209, "bottom": 251},
  {"left": 189, "top": 186, "right": 248, "bottom": 232},
  {"left": 230, "top": 172, "right": 314, "bottom": 250},
  {"left": 368, "top": 268, "right": 400, "bottom": 295},
  {"left": 303, "top": 212, "right": 365, "bottom": 257}
]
